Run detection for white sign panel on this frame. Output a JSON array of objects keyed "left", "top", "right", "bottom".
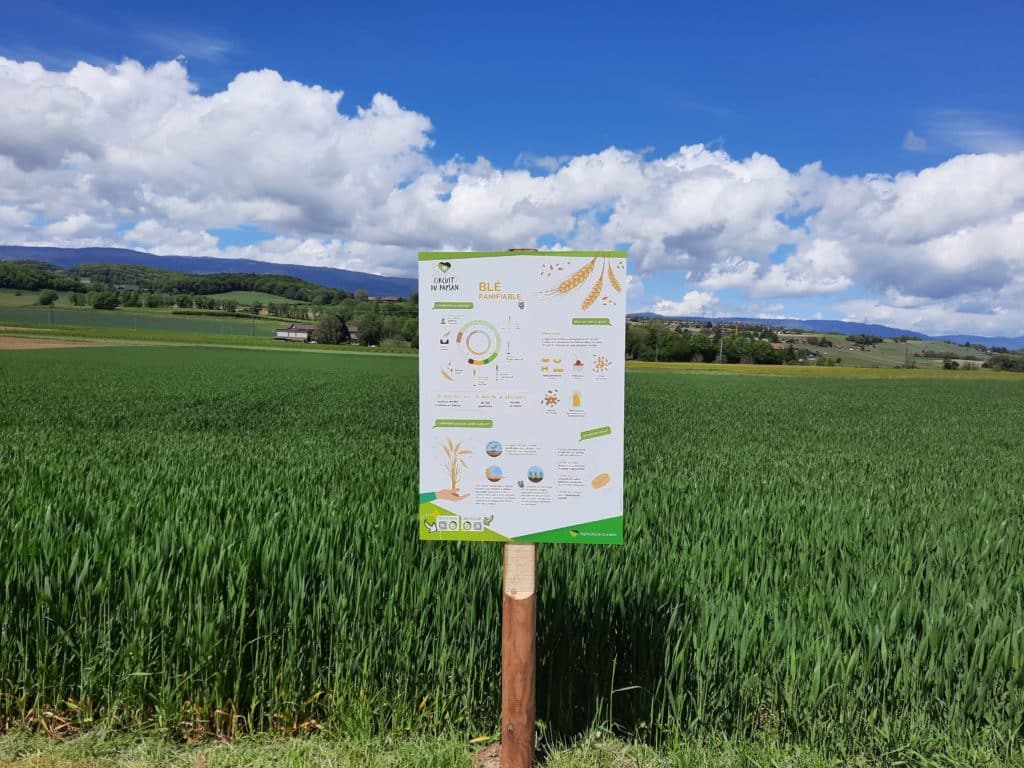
[{"left": 418, "top": 250, "right": 626, "bottom": 544}]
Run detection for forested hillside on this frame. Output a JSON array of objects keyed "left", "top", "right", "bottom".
[{"left": 1, "top": 260, "right": 363, "bottom": 304}]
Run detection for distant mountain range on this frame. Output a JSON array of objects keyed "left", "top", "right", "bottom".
[
  {"left": 631, "top": 313, "right": 1024, "bottom": 350},
  {"left": 0, "top": 245, "right": 416, "bottom": 297}
]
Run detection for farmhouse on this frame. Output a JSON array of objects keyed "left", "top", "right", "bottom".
[{"left": 274, "top": 323, "right": 316, "bottom": 342}]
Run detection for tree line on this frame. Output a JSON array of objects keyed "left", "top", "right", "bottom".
[
  {"left": 313, "top": 309, "right": 418, "bottom": 348},
  {"left": 68, "top": 263, "right": 364, "bottom": 303},
  {"left": 1, "top": 259, "right": 415, "bottom": 306},
  {"left": 0, "top": 260, "right": 83, "bottom": 292},
  {"left": 845, "top": 333, "right": 886, "bottom": 346},
  {"left": 983, "top": 353, "right": 1024, "bottom": 372},
  {"left": 625, "top": 321, "right": 803, "bottom": 364}
]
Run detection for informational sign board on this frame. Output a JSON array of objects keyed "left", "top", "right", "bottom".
[{"left": 418, "top": 250, "right": 626, "bottom": 544}]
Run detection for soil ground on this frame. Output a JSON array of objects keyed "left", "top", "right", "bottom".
[{"left": 0, "top": 335, "right": 114, "bottom": 350}]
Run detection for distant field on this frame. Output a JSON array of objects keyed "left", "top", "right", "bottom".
[
  {"left": 628, "top": 359, "right": 1009, "bottom": 379},
  {"left": 0, "top": 305, "right": 282, "bottom": 337},
  {"left": 0, "top": 300, "right": 1003, "bottom": 370},
  {"left": 207, "top": 290, "right": 309, "bottom": 305},
  {"left": 786, "top": 333, "right": 988, "bottom": 368},
  {"left": 0, "top": 288, "right": 33, "bottom": 307},
  {"left": 1, "top": 347, "right": 1021, "bottom": 762},
  {"left": 0, "top": 288, "right": 76, "bottom": 308},
  {"left": 0, "top": 324, "right": 417, "bottom": 354}
]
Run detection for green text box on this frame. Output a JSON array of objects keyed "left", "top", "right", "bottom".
[
  {"left": 580, "top": 426, "right": 612, "bottom": 441},
  {"left": 434, "top": 418, "right": 494, "bottom": 429}
]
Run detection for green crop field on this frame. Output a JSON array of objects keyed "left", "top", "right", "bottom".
[
  {"left": 207, "top": 290, "right": 309, "bottom": 305},
  {"left": 0, "top": 289, "right": 38, "bottom": 307},
  {"left": 1, "top": 348, "right": 1022, "bottom": 762},
  {"left": 0, "top": 289, "right": 78, "bottom": 308},
  {"left": 0, "top": 306, "right": 282, "bottom": 337}
]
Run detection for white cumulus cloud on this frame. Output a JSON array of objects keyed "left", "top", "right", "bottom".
[
  {"left": 753, "top": 240, "right": 854, "bottom": 297},
  {"left": 1, "top": 56, "right": 1024, "bottom": 336},
  {"left": 651, "top": 290, "right": 719, "bottom": 317}
]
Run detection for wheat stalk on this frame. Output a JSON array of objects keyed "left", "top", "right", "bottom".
[
  {"left": 542, "top": 257, "right": 597, "bottom": 296},
  {"left": 442, "top": 439, "right": 467, "bottom": 491},
  {"left": 581, "top": 260, "right": 605, "bottom": 309},
  {"left": 606, "top": 259, "right": 622, "bottom": 293}
]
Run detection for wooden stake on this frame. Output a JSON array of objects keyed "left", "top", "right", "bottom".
[{"left": 501, "top": 542, "right": 536, "bottom": 768}]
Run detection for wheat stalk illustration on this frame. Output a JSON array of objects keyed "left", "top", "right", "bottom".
[
  {"left": 541, "top": 257, "right": 597, "bottom": 297},
  {"left": 606, "top": 260, "right": 622, "bottom": 293},
  {"left": 581, "top": 260, "right": 605, "bottom": 309},
  {"left": 540, "top": 255, "right": 624, "bottom": 309},
  {"left": 442, "top": 437, "right": 470, "bottom": 492}
]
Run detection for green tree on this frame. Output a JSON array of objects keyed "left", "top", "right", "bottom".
[
  {"left": 357, "top": 314, "right": 383, "bottom": 346},
  {"left": 313, "top": 314, "right": 349, "bottom": 345},
  {"left": 37, "top": 289, "right": 59, "bottom": 306},
  {"left": 846, "top": 333, "right": 885, "bottom": 346},
  {"left": 91, "top": 291, "right": 120, "bottom": 310},
  {"left": 984, "top": 353, "right": 1024, "bottom": 371}
]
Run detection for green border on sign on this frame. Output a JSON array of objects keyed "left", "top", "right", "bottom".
[
  {"left": 419, "top": 502, "right": 511, "bottom": 542},
  {"left": 514, "top": 516, "right": 623, "bottom": 545},
  {"left": 419, "top": 250, "right": 627, "bottom": 261},
  {"left": 419, "top": 502, "right": 622, "bottom": 545}
]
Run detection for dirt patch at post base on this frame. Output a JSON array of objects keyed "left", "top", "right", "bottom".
[
  {"left": 0, "top": 335, "right": 115, "bottom": 351},
  {"left": 470, "top": 743, "right": 501, "bottom": 768}
]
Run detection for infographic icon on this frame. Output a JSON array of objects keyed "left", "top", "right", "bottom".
[{"left": 458, "top": 320, "right": 501, "bottom": 365}]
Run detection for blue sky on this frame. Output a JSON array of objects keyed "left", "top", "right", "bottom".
[{"left": 1, "top": 1, "right": 1023, "bottom": 335}]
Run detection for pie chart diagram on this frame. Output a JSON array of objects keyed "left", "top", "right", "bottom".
[{"left": 457, "top": 320, "right": 501, "bottom": 366}]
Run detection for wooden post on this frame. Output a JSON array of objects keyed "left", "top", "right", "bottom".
[{"left": 501, "top": 542, "right": 536, "bottom": 768}]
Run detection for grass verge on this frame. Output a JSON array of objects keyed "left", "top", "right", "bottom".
[{"left": 2, "top": 730, "right": 1023, "bottom": 768}]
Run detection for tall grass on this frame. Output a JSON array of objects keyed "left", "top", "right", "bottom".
[{"left": 0, "top": 348, "right": 1021, "bottom": 758}]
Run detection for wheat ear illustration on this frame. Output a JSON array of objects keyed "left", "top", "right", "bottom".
[
  {"left": 541, "top": 257, "right": 597, "bottom": 297},
  {"left": 442, "top": 438, "right": 470, "bottom": 492},
  {"left": 606, "top": 259, "right": 622, "bottom": 293},
  {"left": 581, "top": 260, "right": 606, "bottom": 309}
]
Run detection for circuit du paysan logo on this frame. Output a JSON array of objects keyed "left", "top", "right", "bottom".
[
  {"left": 430, "top": 261, "right": 459, "bottom": 293},
  {"left": 433, "top": 515, "right": 485, "bottom": 533}
]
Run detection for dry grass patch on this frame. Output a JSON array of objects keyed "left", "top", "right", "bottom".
[{"left": 0, "top": 335, "right": 114, "bottom": 351}]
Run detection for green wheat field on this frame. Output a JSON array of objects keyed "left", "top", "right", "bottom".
[{"left": 1, "top": 347, "right": 1022, "bottom": 762}]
